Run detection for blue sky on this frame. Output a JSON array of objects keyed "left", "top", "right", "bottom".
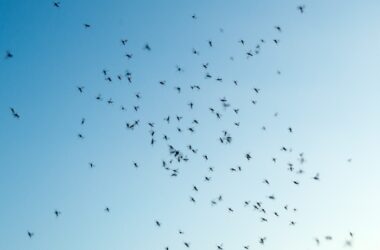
[{"left": 1, "top": 0, "right": 380, "bottom": 249}]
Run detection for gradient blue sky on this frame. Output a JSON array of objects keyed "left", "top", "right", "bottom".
[{"left": 1, "top": 0, "right": 380, "bottom": 249}]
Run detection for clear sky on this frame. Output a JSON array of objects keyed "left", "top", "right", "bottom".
[{"left": 1, "top": 0, "right": 380, "bottom": 250}]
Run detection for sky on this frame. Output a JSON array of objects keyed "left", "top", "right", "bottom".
[{"left": 1, "top": 0, "right": 380, "bottom": 249}]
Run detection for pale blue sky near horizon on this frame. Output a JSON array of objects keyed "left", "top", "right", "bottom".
[{"left": 1, "top": 0, "right": 380, "bottom": 250}]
